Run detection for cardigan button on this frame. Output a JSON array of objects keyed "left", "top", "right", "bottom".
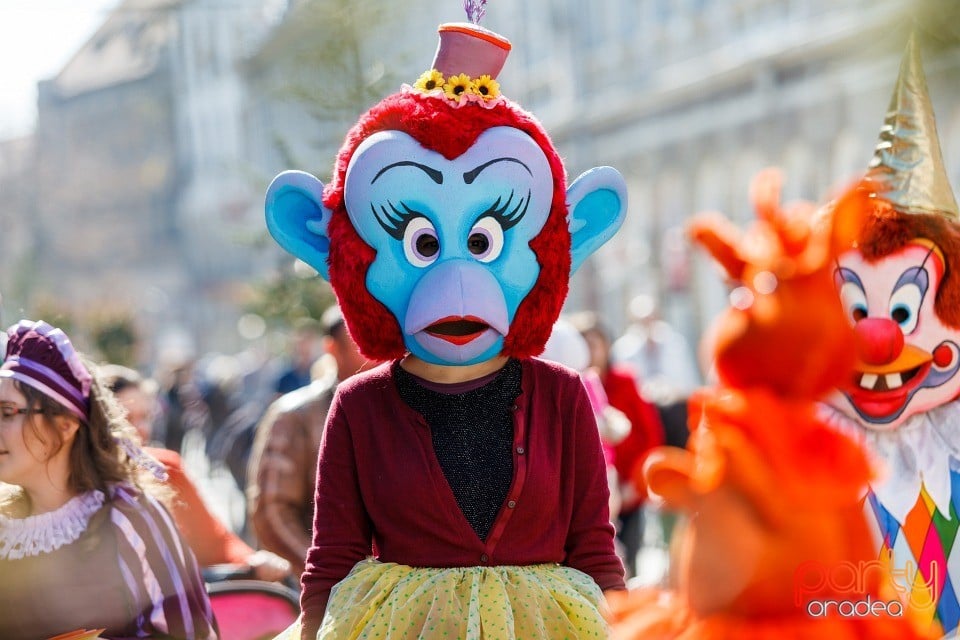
[
  {"left": 507, "top": 500, "right": 517, "bottom": 509},
  {"left": 511, "top": 404, "right": 519, "bottom": 411},
  {"left": 480, "top": 554, "right": 489, "bottom": 563},
  {"left": 516, "top": 446, "right": 525, "bottom": 455}
]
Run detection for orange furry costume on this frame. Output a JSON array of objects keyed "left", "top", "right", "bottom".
[{"left": 606, "top": 171, "right": 937, "bottom": 639}]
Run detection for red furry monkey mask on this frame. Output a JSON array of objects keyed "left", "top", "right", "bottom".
[{"left": 264, "top": 22, "right": 628, "bottom": 366}]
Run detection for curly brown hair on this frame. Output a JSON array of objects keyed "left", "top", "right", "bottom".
[{"left": 0, "top": 355, "right": 169, "bottom": 512}]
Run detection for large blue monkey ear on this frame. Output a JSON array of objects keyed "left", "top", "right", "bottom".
[
  {"left": 265, "top": 170, "right": 333, "bottom": 281},
  {"left": 566, "top": 166, "right": 628, "bottom": 274}
]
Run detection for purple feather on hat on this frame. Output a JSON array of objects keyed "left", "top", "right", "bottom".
[{"left": 464, "top": 0, "right": 486, "bottom": 24}]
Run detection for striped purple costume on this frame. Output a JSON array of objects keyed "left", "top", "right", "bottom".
[{"left": 0, "top": 482, "right": 218, "bottom": 639}]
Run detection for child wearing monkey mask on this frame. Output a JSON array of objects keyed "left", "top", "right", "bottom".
[{"left": 265, "top": 13, "right": 628, "bottom": 640}]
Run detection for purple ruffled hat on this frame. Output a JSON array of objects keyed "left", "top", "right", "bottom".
[{"left": 0, "top": 320, "right": 92, "bottom": 421}]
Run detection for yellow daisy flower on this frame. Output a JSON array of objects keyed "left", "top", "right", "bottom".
[
  {"left": 413, "top": 69, "right": 445, "bottom": 93},
  {"left": 443, "top": 73, "right": 474, "bottom": 100},
  {"left": 472, "top": 75, "right": 500, "bottom": 100}
]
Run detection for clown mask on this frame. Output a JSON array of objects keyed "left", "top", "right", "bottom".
[{"left": 829, "top": 240, "right": 960, "bottom": 429}]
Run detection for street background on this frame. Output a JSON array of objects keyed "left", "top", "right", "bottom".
[{"left": 1, "top": 0, "right": 960, "bottom": 582}]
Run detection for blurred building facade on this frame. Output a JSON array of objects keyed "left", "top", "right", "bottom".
[
  {"left": 497, "top": 0, "right": 960, "bottom": 347},
  {"left": 5, "top": 0, "right": 960, "bottom": 362},
  {"left": 0, "top": 135, "right": 36, "bottom": 324},
  {"left": 23, "top": 0, "right": 284, "bottom": 359},
  {"left": 6, "top": 0, "right": 444, "bottom": 359},
  {"left": 241, "top": 1, "right": 425, "bottom": 191},
  {"left": 32, "top": 0, "right": 183, "bottom": 357}
]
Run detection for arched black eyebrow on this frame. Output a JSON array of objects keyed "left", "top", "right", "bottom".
[
  {"left": 372, "top": 161, "right": 443, "bottom": 185},
  {"left": 463, "top": 157, "right": 532, "bottom": 184}
]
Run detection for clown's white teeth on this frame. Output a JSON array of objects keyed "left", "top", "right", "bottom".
[
  {"left": 885, "top": 373, "right": 903, "bottom": 389},
  {"left": 860, "top": 373, "right": 878, "bottom": 390}
]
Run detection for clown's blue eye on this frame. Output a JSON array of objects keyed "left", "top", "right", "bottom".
[
  {"left": 838, "top": 280, "right": 867, "bottom": 326},
  {"left": 468, "top": 216, "right": 504, "bottom": 263},
  {"left": 886, "top": 265, "right": 929, "bottom": 335},
  {"left": 889, "top": 282, "right": 922, "bottom": 334},
  {"left": 404, "top": 216, "right": 440, "bottom": 268}
]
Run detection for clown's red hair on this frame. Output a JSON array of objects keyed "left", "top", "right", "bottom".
[
  {"left": 323, "top": 91, "right": 571, "bottom": 361},
  {"left": 858, "top": 200, "right": 960, "bottom": 329}
]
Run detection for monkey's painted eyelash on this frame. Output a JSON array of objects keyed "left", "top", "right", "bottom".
[
  {"left": 372, "top": 191, "right": 530, "bottom": 240},
  {"left": 479, "top": 190, "right": 530, "bottom": 231},
  {"left": 372, "top": 200, "right": 425, "bottom": 240}
]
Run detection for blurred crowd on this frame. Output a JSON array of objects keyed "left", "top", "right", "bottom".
[
  {"left": 101, "top": 294, "right": 702, "bottom": 589},
  {"left": 0, "top": 290, "right": 703, "bottom": 639}
]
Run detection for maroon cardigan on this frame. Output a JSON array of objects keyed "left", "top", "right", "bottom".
[{"left": 300, "top": 357, "right": 625, "bottom": 637}]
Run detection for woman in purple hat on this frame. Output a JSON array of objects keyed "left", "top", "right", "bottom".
[{"left": 0, "top": 320, "right": 219, "bottom": 640}]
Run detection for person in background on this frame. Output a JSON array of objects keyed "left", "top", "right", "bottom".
[
  {"left": 0, "top": 320, "right": 218, "bottom": 639},
  {"left": 541, "top": 317, "right": 631, "bottom": 522},
  {"left": 247, "top": 305, "right": 372, "bottom": 574},
  {"left": 273, "top": 318, "right": 323, "bottom": 396},
  {"left": 101, "top": 364, "right": 291, "bottom": 583},
  {"left": 612, "top": 295, "right": 700, "bottom": 402},
  {"left": 158, "top": 357, "right": 213, "bottom": 455},
  {"left": 571, "top": 311, "right": 666, "bottom": 580},
  {"left": 611, "top": 295, "right": 696, "bottom": 453}
]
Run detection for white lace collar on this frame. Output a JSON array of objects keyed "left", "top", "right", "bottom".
[
  {"left": 0, "top": 490, "right": 106, "bottom": 559},
  {"left": 819, "top": 402, "right": 960, "bottom": 525}
]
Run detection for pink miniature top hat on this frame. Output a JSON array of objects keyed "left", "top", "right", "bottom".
[{"left": 432, "top": 22, "right": 511, "bottom": 80}]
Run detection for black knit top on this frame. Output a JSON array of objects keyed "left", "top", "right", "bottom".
[{"left": 393, "top": 359, "right": 522, "bottom": 541}]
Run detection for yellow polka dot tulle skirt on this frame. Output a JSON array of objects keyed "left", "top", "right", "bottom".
[{"left": 276, "top": 559, "right": 609, "bottom": 639}]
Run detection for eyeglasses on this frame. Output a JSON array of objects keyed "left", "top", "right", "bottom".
[{"left": 0, "top": 404, "right": 45, "bottom": 420}]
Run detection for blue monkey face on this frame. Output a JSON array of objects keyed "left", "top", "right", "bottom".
[{"left": 343, "top": 126, "right": 554, "bottom": 365}]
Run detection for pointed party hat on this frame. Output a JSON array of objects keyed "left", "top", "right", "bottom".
[{"left": 866, "top": 33, "right": 958, "bottom": 219}]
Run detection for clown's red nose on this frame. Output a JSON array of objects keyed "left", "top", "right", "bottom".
[{"left": 854, "top": 317, "right": 904, "bottom": 364}]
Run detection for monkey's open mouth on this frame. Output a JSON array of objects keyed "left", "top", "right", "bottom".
[{"left": 424, "top": 316, "right": 491, "bottom": 345}]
